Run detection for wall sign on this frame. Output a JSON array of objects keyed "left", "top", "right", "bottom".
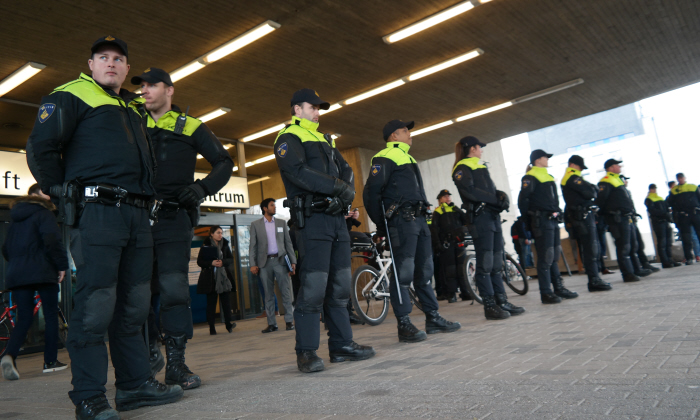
[
  {"left": 0, "top": 151, "right": 37, "bottom": 196},
  {"left": 194, "top": 173, "right": 249, "bottom": 209}
]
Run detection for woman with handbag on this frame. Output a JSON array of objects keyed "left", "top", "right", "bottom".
[{"left": 197, "top": 226, "right": 236, "bottom": 335}]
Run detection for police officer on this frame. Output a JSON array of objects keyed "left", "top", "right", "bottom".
[
  {"left": 622, "top": 176, "right": 660, "bottom": 274},
  {"left": 596, "top": 159, "right": 650, "bottom": 282},
  {"left": 518, "top": 149, "right": 578, "bottom": 304},
  {"left": 274, "top": 89, "right": 375, "bottom": 373},
  {"left": 363, "top": 120, "right": 460, "bottom": 342},
  {"left": 645, "top": 184, "right": 680, "bottom": 268},
  {"left": 26, "top": 37, "right": 182, "bottom": 419},
  {"left": 452, "top": 136, "right": 525, "bottom": 318},
  {"left": 560, "top": 155, "right": 612, "bottom": 292},
  {"left": 132, "top": 68, "right": 234, "bottom": 389},
  {"left": 667, "top": 172, "right": 700, "bottom": 265},
  {"left": 431, "top": 189, "right": 470, "bottom": 303}
]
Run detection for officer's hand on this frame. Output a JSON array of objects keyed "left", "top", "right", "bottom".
[
  {"left": 58, "top": 271, "right": 66, "bottom": 283},
  {"left": 325, "top": 197, "right": 345, "bottom": 215},
  {"left": 332, "top": 179, "right": 356, "bottom": 207},
  {"left": 251, "top": 266, "right": 259, "bottom": 275},
  {"left": 496, "top": 190, "right": 510, "bottom": 211},
  {"left": 178, "top": 183, "right": 206, "bottom": 208}
]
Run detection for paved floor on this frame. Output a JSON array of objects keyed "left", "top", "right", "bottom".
[{"left": 2, "top": 264, "right": 700, "bottom": 419}]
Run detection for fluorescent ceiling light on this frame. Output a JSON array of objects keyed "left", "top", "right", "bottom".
[
  {"left": 455, "top": 101, "right": 512, "bottom": 122},
  {"left": 319, "top": 103, "right": 343, "bottom": 115},
  {"left": 232, "top": 166, "right": 239, "bottom": 172},
  {"left": 205, "top": 21, "right": 280, "bottom": 63},
  {"left": 344, "top": 80, "right": 405, "bottom": 105},
  {"left": 241, "top": 123, "right": 286, "bottom": 142},
  {"left": 407, "top": 49, "right": 482, "bottom": 81},
  {"left": 0, "top": 62, "right": 46, "bottom": 97},
  {"left": 223, "top": 144, "right": 231, "bottom": 150},
  {"left": 198, "top": 107, "right": 231, "bottom": 122},
  {"left": 248, "top": 176, "right": 270, "bottom": 185},
  {"left": 170, "top": 60, "right": 206, "bottom": 83},
  {"left": 331, "top": 133, "right": 341, "bottom": 140},
  {"left": 252, "top": 154, "right": 275, "bottom": 165},
  {"left": 383, "top": 1, "right": 475, "bottom": 44},
  {"left": 197, "top": 154, "right": 203, "bottom": 159},
  {"left": 412, "top": 120, "right": 454, "bottom": 136}
]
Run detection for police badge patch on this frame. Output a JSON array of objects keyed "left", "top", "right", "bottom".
[
  {"left": 38, "top": 103, "right": 56, "bottom": 123},
  {"left": 371, "top": 164, "right": 381, "bottom": 176},
  {"left": 276, "top": 142, "right": 288, "bottom": 158},
  {"left": 522, "top": 178, "right": 531, "bottom": 188},
  {"left": 455, "top": 170, "right": 463, "bottom": 180}
]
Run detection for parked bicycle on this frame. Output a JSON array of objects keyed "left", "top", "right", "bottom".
[
  {"left": 0, "top": 290, "right": 69, "bottom": 357},
  {"left": 350, "top": 234, "right": 422, "bottom": 326}
]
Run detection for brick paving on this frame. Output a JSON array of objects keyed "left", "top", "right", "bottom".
[{"left": 2, "top": 264, "right": 700, "bottom": 419}]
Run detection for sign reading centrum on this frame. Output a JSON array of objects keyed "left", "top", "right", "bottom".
[{"left": 194, "top": 172, "right": 249, "bottom": 209}]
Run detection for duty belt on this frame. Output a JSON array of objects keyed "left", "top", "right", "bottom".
[
  {"left": 159, "top": 200, "right": 181, "bottom": 212},
  {"left": 83, "top": 184, "right": 151, "bottom": 209}
]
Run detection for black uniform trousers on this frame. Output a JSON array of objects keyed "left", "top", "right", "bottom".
[
  {"left": 596, "top": 217, "right": 608, "bottom": 273},
  {"left": 439, "top": 243, "right": 469, "bottom": 296},
  {"left": 677, "top": 213, "right": 700, "bottom": 261},
  {"left": 532, "top": 216, "right": 562, "bottom": 295},
  {"left": 652, "top": 220, "right": 674, "bottom": 264},
  {"left": 388, "top": 215, "right": 439, "bottom": 317},
  {"left": 433, "top": 251, "right": 446, "bottom": 297},
  {"left": 151, "top": 209, "right": 194, "bottom": 339},
  {"left": 471, "top": 211, "right": 507, "bottom": 297},
  {"left": 567, "top": 212, "right": 600, "bottom": 283},
  {"left": 67, "top": 203, "right": 152, "bottom": 405},
  {"left": 605, "top": 215, "right": 637, "bottom": 276},
  {"left": 293, "top": 212, "right": 353, "bottom": 353},
  {"left": 632, "top": 223, "right": 650, "bottom": 266}
]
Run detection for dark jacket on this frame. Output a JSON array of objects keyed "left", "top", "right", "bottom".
[
  {"left": 2, "top": 196, "right": 69, "bottom": 289},
  {"left": 596, "top": 172, "right": 635, "bottom": 215},
  {"left": 560, "top": 168, "right": 597, "bottom": 214},
  {"left": 26, "top": 73, "right": 156, "bottom": 196},
  {"left": 645, "top": 193, "right": 672, "bottom": 224},
  {"left": 668, "top": 182, "right": 700, "bottom": 214},
  {"left": 147, "top": 104, "right": 233, "bottom": 202},
  {"left": 431, "top": 202, "right": 467, "bottom": 245},
  {"left": 196, "top": 237, "right": 234, "bottom": 295},
  {"left": 518, "top": 167, "right": 562, "bottom": 215}
]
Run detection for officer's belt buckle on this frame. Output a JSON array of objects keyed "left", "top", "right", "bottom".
[{"left": 84, "top": 186, "right": 97, "bottom": 199}]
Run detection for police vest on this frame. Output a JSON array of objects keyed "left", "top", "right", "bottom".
[
  {"left": 646, "top": 192, "right": 664, "bottom": 202},
  {"left": 560, "top": 167, "right": 581, "bottom": 186},
  {"left": 452, "top": 157, "right": 485, "bottom": 174},
  {"left": 275, "top": 116, "right": 335, "bottom": 148},
  {"left": 147, "top": 108, "right": 202, "bottom": 136},
  {"left": 526, "top": 166, "right": 555, "bottom": 183},
  {"left": 670, "top": 182, "right": 700, "bottom": 212},
  {"left": 598, "top": 172, "right": 624, "bottom": 187},
  {"left": 53, "top": 73, "right": 146, "bottom": 114}
]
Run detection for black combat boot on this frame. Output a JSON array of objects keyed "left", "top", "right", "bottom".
[
  {"left": 642, "top": 263, "right": 661, "bottom": 273},
  {"left": 114, "top": 377, "right": 183, "bottom": 411},
  {"left": 541, "top": 293, "right": 562, "bottom": 304},
  {"left": 297, "top": 350, "right": 324, "bottom": 373},
  {"left": 494, "top": 293, "right": 525, "bottom": 315},
  {"left": 482, "top": 295, "right": 511, "bottom": 320},
  {"left": 447, "top": 293, "right": 458, "bottom": 303},
  {"left": 425, "top": 310, "right": 461, "bottom": 333},
  {"left": 149, "top": 339, "right": 164, "bottom": 377},
  {"left": 635, "top": 268, "right": 653, "bottom": 277},
  {"left": 623, "top": 273, "right": 641, "bottom": 282},
  {"left": 164, "top": 335, "right": 201, "bottom": 390},
  {"left": 397, "top": 315, "right": 427, "bottom": 342},
  {"left": 587, "top": 277, "right": 612, "bottom": 292},
  {"left": 329, "top": 342, "right": 376, "bottom": 363},
  {"left": 75, "top": 394, "right": 120, "bottom": 420},
  {"left": 552, "top": 276, "right": 579, "bottom": 299}
]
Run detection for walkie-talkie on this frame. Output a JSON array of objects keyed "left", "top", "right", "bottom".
[{"left": 174, "top": 106, "right": 189, "bottom": 135}]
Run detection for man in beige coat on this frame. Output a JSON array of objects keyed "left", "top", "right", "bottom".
[{"left": 250, "top": 198, "right": 297, "bottom": 333}]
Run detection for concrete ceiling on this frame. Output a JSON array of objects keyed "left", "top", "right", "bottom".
[{"left": 1, "top": 0, "right": 699, "bottom": 176}]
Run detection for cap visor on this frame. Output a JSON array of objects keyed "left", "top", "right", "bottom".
[
  {"left": 582, "top": 165, "right": 588, "bottom": 170},
  {"left": 405, "top": 121, "right": 415, "bottom": 130},
  {"left": 307, "top": 98, "right": 330, "bottom": 110},
  {"left": 546, "top": 153, "right": 554, "bottom": 158}
]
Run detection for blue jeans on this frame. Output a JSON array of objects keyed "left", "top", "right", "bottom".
[
  {"left": 6, "top": 283, "right": 60, "bottom": 364},
  {"left": 692, "top": 229, "right": 700, "bottom": 258}
]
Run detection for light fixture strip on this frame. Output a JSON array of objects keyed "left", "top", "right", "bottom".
[
  {"left": 411, "top": 120, "right": 454, "bottom": 137},
  {"left": 319, "top": 103, "right": 343, "bottom": 115},
  {"left": 383, "top": 1, "right": 475, "bottom": 44},
  {"left": 205, "top": 20, "right": 280, "bottom": 63},
  {"left": 455, "top": 101, "right": 512, "bottom": 122},
  {"left": 344, "top": 80, "right": 406, "bottom": 105},
  {"left": 0, "top": 62, "right": 46, "bottom": 97},
  {"left": 198, "top": 107, "right": 231, "bottom": 123},
  {"left": 407, "top": 49, "right": 482, "bottom": 81},
  {"left": 241, "top": 123, "right": 287, "bottom": 142}
]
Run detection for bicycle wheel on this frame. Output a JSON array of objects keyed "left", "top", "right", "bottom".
[
  {"left": 0, "top": 319, "right": 11, "bottom": 357},
  {"left": 408, "top": 283, "right": 424, "bottom": 313},
  {"left": 463, "top": 254, "right": 483, "bottom": 304},
  {"left": 503, "top": 254, "right": 529, "bottom": 295},
  {"left": 57, "top": 309, "right": 69, "bottom": 349},
  {"left": 352, "top": 265, "right": 389, "bottom": 326}
]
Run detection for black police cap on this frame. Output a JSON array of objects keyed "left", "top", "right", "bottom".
[
  {"left": 383, "top": 120, "right": 414, "bottom": 141},
  {"left": 131, "top": 67, "right": 173, "bottom": 87},
  {"left": 649, "top": 183, "right": 657, "bottom": 190},
  {"left": 604, "top": 158, "right": 622, "bottom": 170},
  {"left": 91, "top": 35, "right": 128, "bottom": 58},
  {"left": 437, "top": 189, "right": 451, "bottom": 200},
  {"left": 459, "top": 136, "right": 486, "bottom": 148},
  {"left": 291, "top": 88, "right": 330, "bottom": 110},
  {"left": 568, "top": 154, "right": 587, "bottom": 170},
  {"left": 530, "top": 149, "right": 553, "bottom": 164}
]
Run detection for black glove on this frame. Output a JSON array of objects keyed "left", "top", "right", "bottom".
[
  {"left": 496, "top": 190, "right": 510, "bottom": 212},
  {"left": 177, "top": 182, "right": 206, "bottom": 208},
  {"left": 332, "top": 178, "right": 356, "bottom": 207},
  {"left": 325, "top": 197, "right": 344, "bottom": 215}
]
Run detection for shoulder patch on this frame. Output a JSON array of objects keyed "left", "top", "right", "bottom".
[
  {"left": 38, "top": 103, "right": 56, "bottom": 123},
  {"left": 574, "top": 178, "right": 582, "bottom": 185},
  {"left": 371, "top": 164, "right": 381, "bottom": 176},
  {"left": 522, "top": 178, "right": 531, "bottom": 188},
  {"left": 599, "top": 185, "right": 605, "bottom": 191},
  {"left": 276, "top": 142, "right": 288, "bottom": 158},
  {"left": 455, "top": 170, "right": 463, "bottom": 180}
]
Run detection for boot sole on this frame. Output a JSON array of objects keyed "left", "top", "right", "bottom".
[
  {"left": 426, "top": 325, "right": 461, "bottom": 334},
  {"left": 42, "top": 365, "right": 68, "bottom": 373},
  {"left": 506, "top": 310, "right": 525, "bottom": 316},
  {"left": 399, "top": 332, "right": 428, "bottom": 342},
  {"left": 166, "top": 377, "right": 201, "bottom": 390},
  {"left": 541, "top": 300, "right": 562, "bottom": 304},
  {"left": 329, "top": 351, "right": 376, "bottom": 363},
  {"left": 297, "top": 362, "right": 325, "bottom": 373},
  {"left": 115, "top": 390, "right": 184, "bottom": 412},
  {"left": 485, "top": 315, "right": 510, "bottom": 320},
  {"left": 588, "top": 287, "right": 612, "bottom": 292}
]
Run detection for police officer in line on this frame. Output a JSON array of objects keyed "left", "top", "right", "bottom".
[
  {"left": 431, "top": 189, "right": 471, "bottom": 303},
  {"left": 621, "top": 175, "right": 660, "bottom": 274},
  {"left": 596, "top": 159, "right": 651, "bottom": 282},
  {"left": 26, "top": 37, "right": 182, "bottom": 420},
  {"left": 274, "top": 89, "right": 375, "bottom": 373},
  {"left": 560, "top": 155, "right": 612, "bottom": 292},
  {"left": 518, "top": 149, "right": 578, "bottom": 304},
  {"left": 363, "top": 120, "right": 460, "bottom": 343},
  {"left": 645, "top": 183, "right": 681, "bottom": 268},
  {"left": 667, "top": 172, "right": 700, "bottom": 265},
  {"left": 428, "top": 208, "right": 449, "bottom": 300},
  {"left": 132, "top": 68, "right": 234, "bottom": 389},
  {"left": 452, "top": 136, "right": 525, "bottom": 318}
]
